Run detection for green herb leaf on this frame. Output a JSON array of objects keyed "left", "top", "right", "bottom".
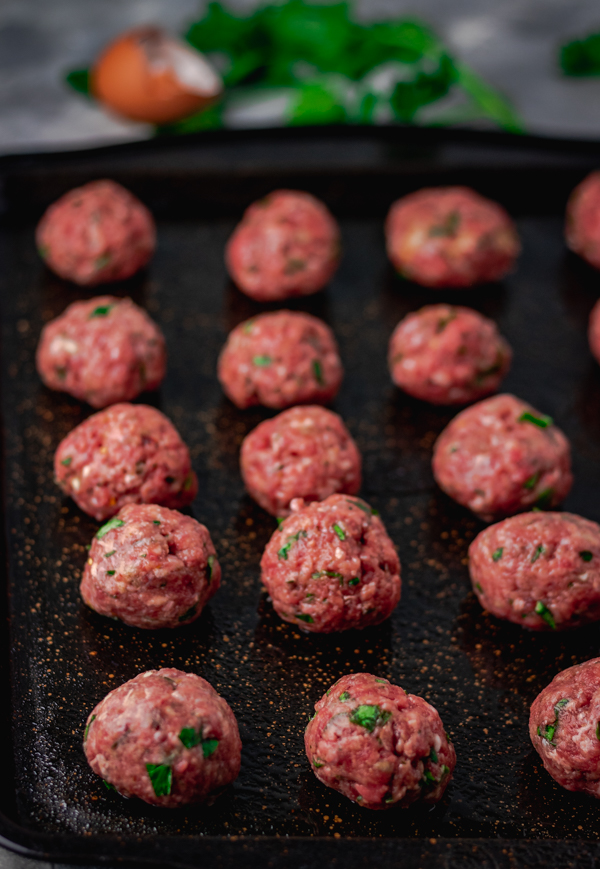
[
  {"left": 492, "top": 547, "right": 503, "bottom": 562},
  {"left": 178, "top": 604, "right": 197, "bottom": 622},
  {"left": 253, "top": 354, "right": 272, "bottom": 367},
  {"left": 429, "top": 210, "right": 461, "bottom": 238},
  {"left": 179, "top": 727, "right": 202, "bottom": 749},
  {"left": 561, "top": 32, "right": 600, "bottom": 77},
  {"left": 146, "top": 763, "right": 172, "bottom": 797},
  {"left": 596, "top": 721, "right": 600, "bottom": 740},
  {"left": 207, "top": 554, "right": 215, "bottom": 580},
  {"left": 539, "top": 699, "right": 569, "bottom": 746},
  {"left": 313, "top": 759, "right": 324, "bottom": 768},
  {"left": 61, "top": 456, "right": 72, "bottom": 466},
  {"left": 348, "top": 577, "right": 360, "bottom": 586},
  {"left": 278, "top": 529, "right": 307, "bottom": 560},
  {"left": 312, "top": 570, "right": 343, "bottom": 580},
  {"left": 183, "top": 472, "right": 194, "bottom": 492},
  {"left": 65, "top": 68, "right": 91, "bottom": 96},
  {"left": 276, "top": 517, "right": 284, "bottom": 527},
  {"left": 102, "top": 779, "right": 116, "bottom": 791},
  {"left": 96, "top": 517, "right": 125, "bottom": 539},
  {"left": 531, "top": 544, "right": 545, "bottom": 564},
  {"left": 202, "top": 738, "right": 219, "bottom": 758},
  {"left": 90, "top": 304, "right": 112, "bottom": 318},
  {"left": 312, "top": 358, "right": 324, "bottom": 385},
  {"left": 349, "top": 704, "right": 392, "bottom": 732},
  {"left": 107, "top": 570, "right": 115, "bottom": 576},
  {"left": 296, "top": 612, "right": 314, "bottom": 624},
  {"left": 519, "top": 411, "right": 553, "bottom": 428},
  {"left": 429, "top": 747, "right": 438, "bottom": 763},
  {"left": 153, "top": 520, "right": 161, "bottom": 525},
  {"left": 104, "top": 550, "right": 116, "bottom": 558},
  {"left": 84, "top": 714, "right": 96, "bottom": 741},
  {"left": 475, "top": 582, "right": 483, "bottom": 592},
  {"left": 333, "top": 523, "right": 346, "bottom": 541},
  {"left": 339, "top": 691, "right": 350, "bottom": 701},
  {"left": 580, "top": 550, "right": 593, "bottom": 562},
  {"left": 535, "top": 600, "right": 556, "bottom": 629},
  {"left": 523, "top": 471, "right": 541, "bottom": 490},
  {"left": 536, "top": 488, "right": 554, "bottom": 508}
]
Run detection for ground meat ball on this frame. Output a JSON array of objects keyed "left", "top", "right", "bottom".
[
  {"left": 225, "top": 189, "right": 341, "bottom": 302},
  {"left": 240, "top": 405, "right": 361, "bottom": 517},
  {"left": 55, "top": 403, "right": 197, "bottom": 521},
  {"left": 385, "top": 186, "right": 520, "bottom": 288},
  {"left": 84, "top": 668, "right": 241, "bottom": 807},
  {"left": 565, "top": 172, "right": 600, "bottom": 271},
  {"left": 469, "top": 512, "right": 600, "bottom": 631},
  {"left": 36, "top": 179, "right": 156, "bottom": 286},
  {"left": 305, "top": 673, "right": 455, "bottom": 809},
  {"left": 432, "top": 394, "right": 572, "bottom": 522},
  {"left": 36, "top": 296, "right": 166, "bottom": 408},
  {"left": 260, "top": 495, "right": 400, "bottom": 632},
  {"left": 81, "top": 504, "right": 220, "bottom": 629},
  {"left": 530, "top": 658, "right": 600, "bottom": 798},
  {"left": 218, "top": 310, "right": 343, "bottom": 410},
  {"left": 588, "top": 299, "right": 600, "bottom": 365},
  {"left": 388, "top": 304, "right": 511, "bottom": 405}
]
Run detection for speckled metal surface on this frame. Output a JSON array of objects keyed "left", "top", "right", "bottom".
[{"left": 3, "top": 127, "right": 600, "bottom": 865}]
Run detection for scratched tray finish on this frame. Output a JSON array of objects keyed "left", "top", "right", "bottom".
[{"left": 3, "top": 126, "right": 600, "bottom": 866}]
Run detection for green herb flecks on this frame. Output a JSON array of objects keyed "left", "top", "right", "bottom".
[
  {"left": 179, "top": 727, "right": 219, "bottom": 757},
  {"left": 312, "top": 359, "right": 324, "bottom": 385},
  {"left": 340, "top": 691, "right": 350, "bottom": 701},
  {"left": 524, "top": 471, "right": 541, "bottom": 490},
  {"left": 153, "top": 520, "right": 161, "bottom": 525},
  {"left": 475, "top": 582, "right": 483, "bottom": 592},
  {"left": 596, "top": 721, "right": 600, "bottom": 740},
  {"left": 347, "top": 498, "right": 377, "bottom": 516},
  {"left": 435, "top": 309, "right": 457, "bottom": 332},
  {"left": 580, "top": 551, "right": 593, "bottom": 562},
  {"left": 66, "top": 68, "right": 91, "bottom": 96},
  {"left": 107, "top": 570, "right": 115, "bottom": 576},
  {"left": 312, "top": 759, "right": 324, "bottom": 768},
  {"left": 253, "top": 354, "right": 272, "bottom": 367},
  {"left": 102, "top": 779, "right": 116, "bottom": 791},
  {"left": 296, "top": 613, "right": 314, "bottom": 624},
  {"left": 531, "top": 544, "right": 545, "bottom": 564},
  {"left": 179, "top": 604, "right": 197, "bottom": 622},
  {"left": 538, "top": 698, "right": 569, "bottom": 746},
  {"left": 519, "top": 411, "right": 553, "bottom": 428},
  {"left": 429, "top": 210, "right": 460, "bottom": 238},
  {"left": 84, "top": 714, "right": 96, "bottom": 741},
  {"left": 242, "top": 319, "right": 254, "bottom": 334},
  {"left": 146, "top": 763, "right": 172, "bottom": 797},
  {"left": 104, "top": 550, "right": 116, "bottom": 558},
  {"left": 536, "top": 488, "right": 554, "bottom": 508},
  {"left": 492, "top": 547, "right": 503, "bottom": 562},
  {"left": 96, "top": 517, "right": 125, "bottom": 539},
  {"left": 312, "top": 570, "right": 343, "bottom": 581},
  {"left": 183, "top": 472, "right": 194, "bottom": 492},
  {"left": 207, "top": 554, "right": 215, "bottom": 581},
  {"left": 333, "top": 523, "right": 346, "bottom": 541},
  {"left": 420, "top": 763, "right": 450, "bottom": 789},
  {"left": 90, "top": 304, "right": 113, "bottom": 318},
  {"left": 429, "top": 747, "right": 438, "bottom": 763},
  {"left": 349, "top": 704, "right": 392, "bottom": 732},
  {"left": 561, "top": 32, "right": 600, "bottom": 77},
  {"left": 278, "top": 529, "right": 307, "bottom": 560},
  {"left": 535, "top": 600, "right": 556, "bottom": 630},
  {"left": 61, "top": 456, "right": 72, "bottom": 466},
  {"left": 348, "top": 577, "right": 360, "bottom": 586}
]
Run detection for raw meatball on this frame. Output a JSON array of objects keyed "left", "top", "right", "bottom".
[
  {"left": 305, "top": 673, "right": 455, "bottom": 809},
  {"left": 240, "top": 405, "right": 361, "bottom": 517},
  {"left": 55, "top": 403, "right": 197, "bottom": 521},
  {"left": 388, "top": 304, "right": 511, "bottom": 405},
  {"left": 588, "top": 298, "right": 600, "bottom": 365},
  {"left": 36, "top": 295, "right": 166, "bottom": 408},
  {"left": 469, "top": 511, "right": 600, "bottom": 631},
  {"left": 81, "top": 504, "right": 220, "bottom": 629},
  {"left": 530, "top": 658, "right": 600, "bottom": 798},
  {"left": 225, "top": 189, "right": 341, "bottom": 302},
  {"left": 565, "top": 171, "right": 600, "bottom": 270},
  {"left": 260, "top": 494, "right": 400, "bottom": 632},
  {"left": 385, "top": 186, "right": 520, "bottom": 288},
  {"left": 218, "top": 310, "right": 343, "bottom": 409},
  {"left": 84, "top": 668, "right": 241, "bottom": 807},
  {"left": 432, "top": 394, "right": 572, "bottom": 522},
  {"left": 36, "top": 179, "right": 156, "bottom": 286}
]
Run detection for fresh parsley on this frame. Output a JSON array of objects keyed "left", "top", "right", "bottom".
[
  {"left": 61, "top": 456, "right": 72, "bottom": 466},
  {"left": 96, "top": 517, "right": 124, "bottom": 539},
  {"left": 538, "top": 698, "right": 569, "bottom": 746},
  {"left": 84, "top": 714, "right": 96, "bottom": 741},
  {"left": 531, "top": 544, "right": 545, "bottom": 564},
  {"left": 90, "top": 304, "right": 112, "bottom": 318},
  {"left": 349, "top": 704, "right": 391, "bottom": 732},
  {"left": 146, "top": 763, "right": 172, "bottom": 797},
  {"left": 535, "top": 600, "right": 556, "bottom": 629},
  {"left": 179, "top": 727, "right": 219, "bottom": 757},
  {"left": 253, "top": 355, "right": 272, "bottom": 367},
  {"left": 333, "top": 523, "right": 346, "bottom": 541},
  {"left": 278, "top": 529, "right": 307, "bottom": 560},
  {"left": 492, "top": 547, "right": 503, "bottom": 562},
  {"left": 518, "top": 411, "right": 553, "bottom": 428},
  {"left": 580, "top": 550, "right": 593, "bottom": 562},
  {"left": 312, "top": 359, "right": 324, "bottom": 385}
]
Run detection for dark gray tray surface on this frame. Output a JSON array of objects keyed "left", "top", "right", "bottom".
[{"left": 2, "top": 126, "right": 600, "bottom": 865}]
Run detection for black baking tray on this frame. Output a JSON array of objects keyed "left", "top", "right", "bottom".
[{"left": 3, "top": 124, "right": 600, "bottom": 867}]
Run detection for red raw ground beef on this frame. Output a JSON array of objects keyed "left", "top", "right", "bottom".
[
  {"left": 81, "top": 503, "right": 220, "bottom": 629},
  {"left": 469, "top": 511, "right": 600, "bottom": 631},
  {"left": 305, "top": 673, "right": 455, "bottom": 809},
  {"left": 36, "top": 179, "right": 156, "bottom": 286},
  {"left": 432, "top": 394, "right": 572, "bottom": 521},
  {"left": 588, "top": 298, "right": 600, "bottom": 366},
  {"left": 385, "top": 186, "right": 520, "bottom": 288},
  {"left": 565, "top": 171, "right": 600, "bottom": 271},
  {"left": 84, "top": 668, "right": 241, "bottom": 807},
  {"left": 218, "top": 309, "right": 343, "bottom": 409},
  {"left": 36, "top": 295, "right": 166, "bottom": 408},
  {"left": 388, "top": 303, "right": 511, "bottom": 405},
  {"left": 530, "top": 658, "right": 600, "bottom": 798},
  {"left": 225, "top": 189, "right": 341, "bottom": 301},
  {"left": 260, "top": 494, "right": 400, "bottom": 632},
  {"left": 240, "top": 405, "right": 361, "bottom": 516},
  {"left": 54, "top": 403, "right": 197, "bottom": 521}
]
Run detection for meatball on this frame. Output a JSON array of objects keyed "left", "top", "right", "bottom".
[
  {"left": 530, "top": 658, "right": 600, "bottom": 798},
  {"left": 84, "top": 668, "right": 241, "bottom": 807},
  {"left": 36, "top": 179, "right": 156, "bottom": 286},
  {"left": 81, "top": 504, "right": 220, "bottom": 629},
  {"left": 225, "top": 189, "right": 341, "bottom": 302},
  {"left": 260, "top": 495, "right": 400, "bottom": 632},
  {"left": 469, "top": 511, "right": 600, "bottom": 631},
  {"left": 305, "top": 673, "right": 455, "bottom": 809},
  {"left": 218, "top": 310, "right": 343, "bottom": 410},
  {"left": 565, "top": 171, "right": 600, "bottom": 271},
  {"left": 240, "top": 405, "right": 361, "bottom": 517},
  {"left": 385, "top": 186, "right": 520, "bottom": 288},
  {"left": 588, "top": 299, "right": 600, "bottom": 366},
  {"left": 55, "top": 403, "right": 197, "bottom": 521},
  {"left": 388, "top": 304, "right": 511, "bottom": 405},
  {"left": 36, "top": 295, "right": 166, "bottom": 408},
  {"left": 432, "top": 394, "right": 572, "bottom": 522}
]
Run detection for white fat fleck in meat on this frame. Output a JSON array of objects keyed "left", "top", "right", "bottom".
[
  {"left": 71, "top": 477, "right": 81, "bottom": 492},
  {"left": 50, "top": 335, "right": 78, "bottom": 355}
]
